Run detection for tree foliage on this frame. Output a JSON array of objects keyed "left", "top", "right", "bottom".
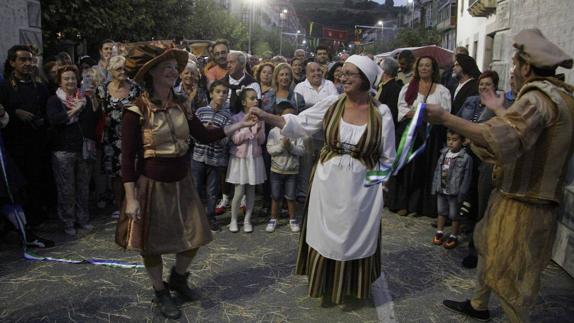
[
  {"left": 390, "top": 27, "right": 442, "bottom": 49},
  {"left": 41, "top": 0, "right": 266, "bottom": 54}
]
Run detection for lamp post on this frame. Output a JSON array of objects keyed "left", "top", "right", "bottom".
[
  {"left": 377, "top": 20, "right": 383, "bottom": 43},
  {"left": 295, "top": 30, "right": 301, "bottom": 47},
  {"left": 407, "top": 0, "right": 414, "bottom": 28},
  {"left": 279, "top": 9, "right": 288, "bottom": 56}
]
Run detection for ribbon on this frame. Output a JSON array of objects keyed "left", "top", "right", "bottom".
[
  {"left": 363, "top": 103, "right": 431, "bottom": 187},
  {"left": 0, "top": 134, "right": 143, "bottom": 269}
]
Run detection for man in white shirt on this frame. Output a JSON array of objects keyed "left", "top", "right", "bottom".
[
  {"left": 451, "top": 54, "right": 480, "bottom": 115},
  {"left": 294, "top": 62, "right": 338, "bottom": 110},
  {"left": 221, "top": 50, "right": 261, "bottom": 113},
  {"left": 292, "top": 62, "right": 338, "bottom": 202}
]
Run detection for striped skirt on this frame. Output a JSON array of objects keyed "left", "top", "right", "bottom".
[{"left": 295, "top": 214, "right": 382, "bottom": 304}]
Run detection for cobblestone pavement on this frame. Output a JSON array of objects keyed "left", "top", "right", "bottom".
[{"left": 1, "top": 207, "right": 573, "bottom": 322}]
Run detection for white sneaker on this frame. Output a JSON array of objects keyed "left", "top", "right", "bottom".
[
  {"left": 266, "top": 219, "right": 278, "bottom": 232},
  {"left": 243, "top": 221, "right": 253, "bottom": 233},
  {"left": 111, "top": 210, "right": 120, "bottom": 219},
  {"left": 229, "top": 220, "right": 239, "bottom": 233},
  {"left": 289, "top": 219, "right": 300, "bottom": 232}
]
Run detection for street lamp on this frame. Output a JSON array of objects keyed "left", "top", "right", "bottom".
[
  {"left": 377, "top": 20, "right": 384, "bottom": 43},
  {"left": 248, "top": 0, "right": 262, "bottom": 55},
  {"left": 295, "top": 30, "right": 301, "bottom": 47},
  {"left": 279, "top": 9, "right": 288, "bottom": 56},
  {"left": 407, "top": 0, "right": 414, "bottom": 28}
]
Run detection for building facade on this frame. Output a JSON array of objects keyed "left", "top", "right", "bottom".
[{"left": 0, "top": 0, "right": 42, "bottom": 77}]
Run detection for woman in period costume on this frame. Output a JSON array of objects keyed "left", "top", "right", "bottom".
[
  {"left": 250, "top": 55, "right": 396, "bottom": 305},
  {"left": 117, "top": 45, "right": 255, "bottom": 319}
]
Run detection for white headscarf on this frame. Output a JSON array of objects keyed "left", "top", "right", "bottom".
[{"left": 344, "top": 55, "right": 383, "bottom": 89}]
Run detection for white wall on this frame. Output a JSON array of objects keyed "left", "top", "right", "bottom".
[
  {"left": 456, "top": 0, "right": 497, "bottom": 72},
  {"left": 0, "top": 0, "right": 42, "bottom": 77}
]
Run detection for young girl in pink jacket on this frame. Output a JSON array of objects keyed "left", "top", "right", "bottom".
[{"left": 226, "top": 88, "right": 266, "bottom": 233}]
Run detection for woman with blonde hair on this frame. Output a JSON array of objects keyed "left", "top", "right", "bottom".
[{"left": 96, "top": 55, "right": 141, "bottom": 219}]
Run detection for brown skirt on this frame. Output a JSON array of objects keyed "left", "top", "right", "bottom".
[
  {"left": 116, "top": 172, "right": 213, "bottom": 256},
  {"left": 474, "top": 190, "right": 557, "bottom": 309}
]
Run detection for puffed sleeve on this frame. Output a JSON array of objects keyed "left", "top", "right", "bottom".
[
  {"left": 438, "top": 84, "right": 452, "bottom": 113},
  {"left": 281, "top": 95, "right": 339, "bottom": 139},
  {"left": 470, "top": 90, "right": 557, "bottom": 164},
  {"left": 397, "top": 84, "right": 410, "bottom": 122},
  {"left": 378, "top": 104, "right": 396, "bottom": 168}
]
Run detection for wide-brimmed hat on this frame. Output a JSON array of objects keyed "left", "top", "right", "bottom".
[{"left": 125, "top": 45, "right": 188, "bottom": 83}]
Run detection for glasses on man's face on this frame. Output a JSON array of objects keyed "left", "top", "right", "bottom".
[{"left": 213, "top": 51, "right": 227, "bottom": 57}]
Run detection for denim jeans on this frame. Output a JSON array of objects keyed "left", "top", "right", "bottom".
[{"left": 191, "top": 160, "right": 221, "bottom": 220}]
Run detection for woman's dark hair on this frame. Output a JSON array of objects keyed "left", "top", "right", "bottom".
[
  {"left": 255, "top": 62, "right": 274, "bottom": 83},
  {"left": 413, "top": 56, "right": 440, "bottom": 83},
  {"left": 209, "top": 79, "right": 228, "bottom": 93},
  {"left": 56, "top": 64, "right": 79, "bottom": 84},
  {"left": 478, "top": 70, "right": 499, "bottom": 90},
  {"left": 273, "top": 100, "right": 296, "bottom": 115},
  {"left": 99, "top": 39, "right": 114, "bottom": 50},
  {"left": 235, "top": 88, "right": 257, "bottom": 113},
  {"left": 326, "top": 62, "right": 343, "bottom": 82}
]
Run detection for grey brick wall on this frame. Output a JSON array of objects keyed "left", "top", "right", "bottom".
[{"left": 0, "top": 0, "right": 42, "bottom": 77}]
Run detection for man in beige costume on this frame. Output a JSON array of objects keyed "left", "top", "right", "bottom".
[{"left": 426, "top": 29, "right": 574, "bottom": 322}]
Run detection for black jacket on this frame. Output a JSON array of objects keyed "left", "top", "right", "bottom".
[
  {"left": 376, "top": 78, "right": 401, "bottom": 126},
  {"left": 46, "top": 96, "right": 100, "bottom": 152},
  {"left": 450, "top": 79, "right": 478, "bottom": 116}
]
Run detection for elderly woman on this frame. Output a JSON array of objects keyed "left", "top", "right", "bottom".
[
  {"left": 386, "top": 56, "right": 451, "bottom": 218},
  {"left": 250, "top": 55, "right": 396, "bottom": 306},
  {"left": 174, "top": 62, "right": 208, "bottom": 114},
  {"left": 118, "top": 45, "right": 255, "bottom": 319},
  {"left": 96, "top": 55, "right": 142, "bottom": 219},
  {"left": 457, "top": 70, "right": 500, "bottom": 123},
  {"left": 326, "top": 62, "right": 344, "bottom": 94},
  {"left": 46, "top": 65, "right": 101, "bottom": 236}
]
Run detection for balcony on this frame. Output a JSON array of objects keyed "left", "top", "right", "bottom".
[
  {"left": 468, "top": 0, "right": 496, "bottom": 17},
  {"left": 436, "top": 16, "right": 456, "bottom": 32}
]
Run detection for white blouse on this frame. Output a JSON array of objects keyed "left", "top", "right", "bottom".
[
  {"left": 397, "top": 83, "right": 452, "bottom": 122},
  {"left": 281, "top": 95, "right": 396, "bottom": 261}
]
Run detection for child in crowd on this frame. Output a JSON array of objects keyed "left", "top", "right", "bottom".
[
  {"left": 431, "top": 130, "right": 473, "bottom": 249},
  {"left": 265, "top": 101, "right": 305, "bottom": 233},
  {"left": 191, "top": 80, "right": 232, "bottom": 232},
  {"left": 226, "top": 88, "right": 266, "bottom": 233}
]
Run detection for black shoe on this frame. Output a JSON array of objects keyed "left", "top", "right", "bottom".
[
  {"left": 154, "top": 283, "right": 181, "bottom": 319},
  {"left": 168, "top": 267, "right": 199, "bottom": 302},
  {"left": 25, "top": 231, "right": 55, "bottom": 248},
  {"left": 462, "top": 255, "right": 478, "bottom": 269},
  {"left": 208, "top": 218, "right": 220, "bottom": 232},
  {"left": 443, "top": 299, "right": 490, "bottom": 321}
]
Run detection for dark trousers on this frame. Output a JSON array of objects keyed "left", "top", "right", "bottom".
[
  {"left": 191, "top": 160, "right": 221, "bottom": 220},
  {"left": 7, "top": 143, "right": 54, "bottom": 225}
]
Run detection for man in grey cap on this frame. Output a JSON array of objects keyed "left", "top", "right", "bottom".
[{"left": 426, "top": 28, "right": 574, "bottom": 322}]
